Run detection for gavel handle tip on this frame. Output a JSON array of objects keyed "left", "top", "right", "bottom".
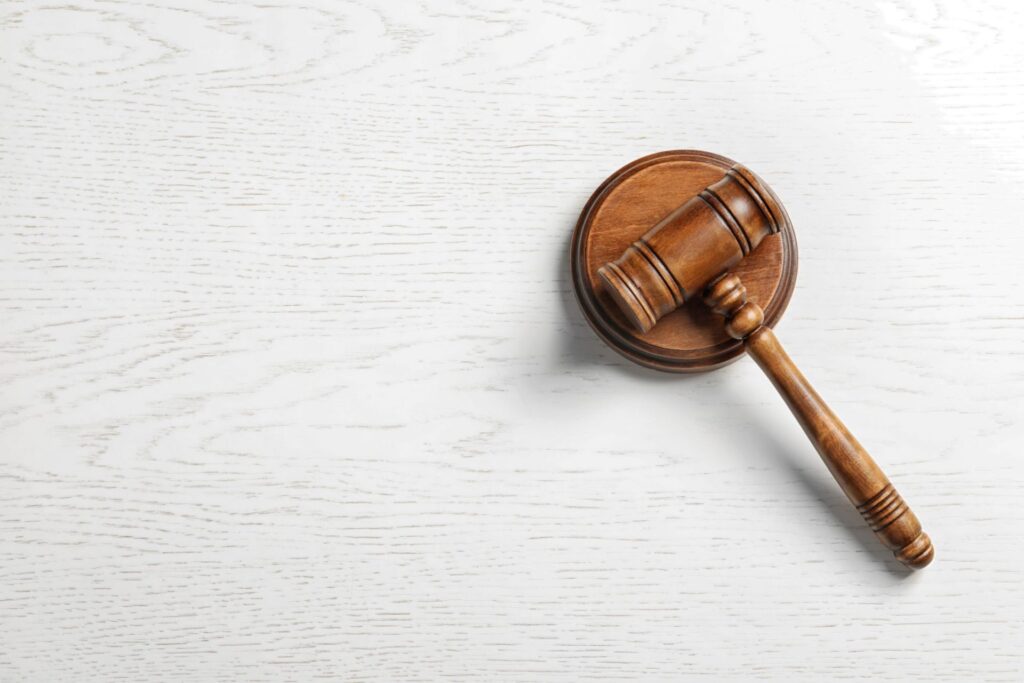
[{"left": 895, "top": 532, "right": 934, "bottom": 570}]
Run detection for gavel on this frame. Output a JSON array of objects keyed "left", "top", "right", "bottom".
[{"left": 580, "top": 154, "right": 933, "bottom": 569}]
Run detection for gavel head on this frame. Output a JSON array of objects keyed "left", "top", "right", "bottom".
[{"left": 597, "top": 164, "right": 791, "bottom": 333}]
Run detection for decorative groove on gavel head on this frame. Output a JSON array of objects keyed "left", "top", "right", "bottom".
[{"left": 598, "top": 164, "right": 790, "bottom": 333}]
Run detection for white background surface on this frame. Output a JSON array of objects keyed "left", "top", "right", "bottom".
[{"left": 2, "top": 0, "right": 1023, "bottom": 680}]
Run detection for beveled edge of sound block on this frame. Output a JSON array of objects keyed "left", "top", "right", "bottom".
[{"left": 570, "top": 150, "right": 799, "bottom": 373}]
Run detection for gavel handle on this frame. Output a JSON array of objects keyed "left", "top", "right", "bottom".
[{"left": 705, "top": 273, "right": 934, "bottom": 569}]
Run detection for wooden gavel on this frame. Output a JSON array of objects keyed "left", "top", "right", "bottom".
[{"left": 596, "top": 164, "right": 934, "bottom": 569}]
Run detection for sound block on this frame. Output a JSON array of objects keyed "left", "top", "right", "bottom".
[{"left": 570, "top": 150, "right": 799, "bottom": 372}]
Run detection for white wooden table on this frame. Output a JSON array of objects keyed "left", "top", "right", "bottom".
[{"left": 2, "top": 0, "right": 1023, "bottom": 679}]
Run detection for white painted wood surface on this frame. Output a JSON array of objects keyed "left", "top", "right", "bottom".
[{"left": 2, "top": 0, "right": 1023, "bottom": 679}]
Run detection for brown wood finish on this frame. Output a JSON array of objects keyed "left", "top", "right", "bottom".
[
  {"left": 573, "top": 151, "right": 933, "bottom": 569},
  {"left": 570, "top": 151, "right": 798, "bottom": 372},
  {"left": 704, "top": 274, "right": 934, "bottom": 569}
]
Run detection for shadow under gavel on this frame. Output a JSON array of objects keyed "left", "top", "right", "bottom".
[{"left": 598, "top": 166, "right": 934, "bottom": 570}]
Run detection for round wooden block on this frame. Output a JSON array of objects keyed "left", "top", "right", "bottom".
[{"left": 571, "top": 150, "right": 799, "bottom": 372}]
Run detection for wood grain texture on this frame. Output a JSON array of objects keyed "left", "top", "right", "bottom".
[
  {"left": 704, "top": 273, "right": 933, "bottom": 569},
  {"left": 1, "top": 0, "right": 1023, "bottom": 680},
  {"left": 572, "top": 150, "right": 798, "bottom": 371}
]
